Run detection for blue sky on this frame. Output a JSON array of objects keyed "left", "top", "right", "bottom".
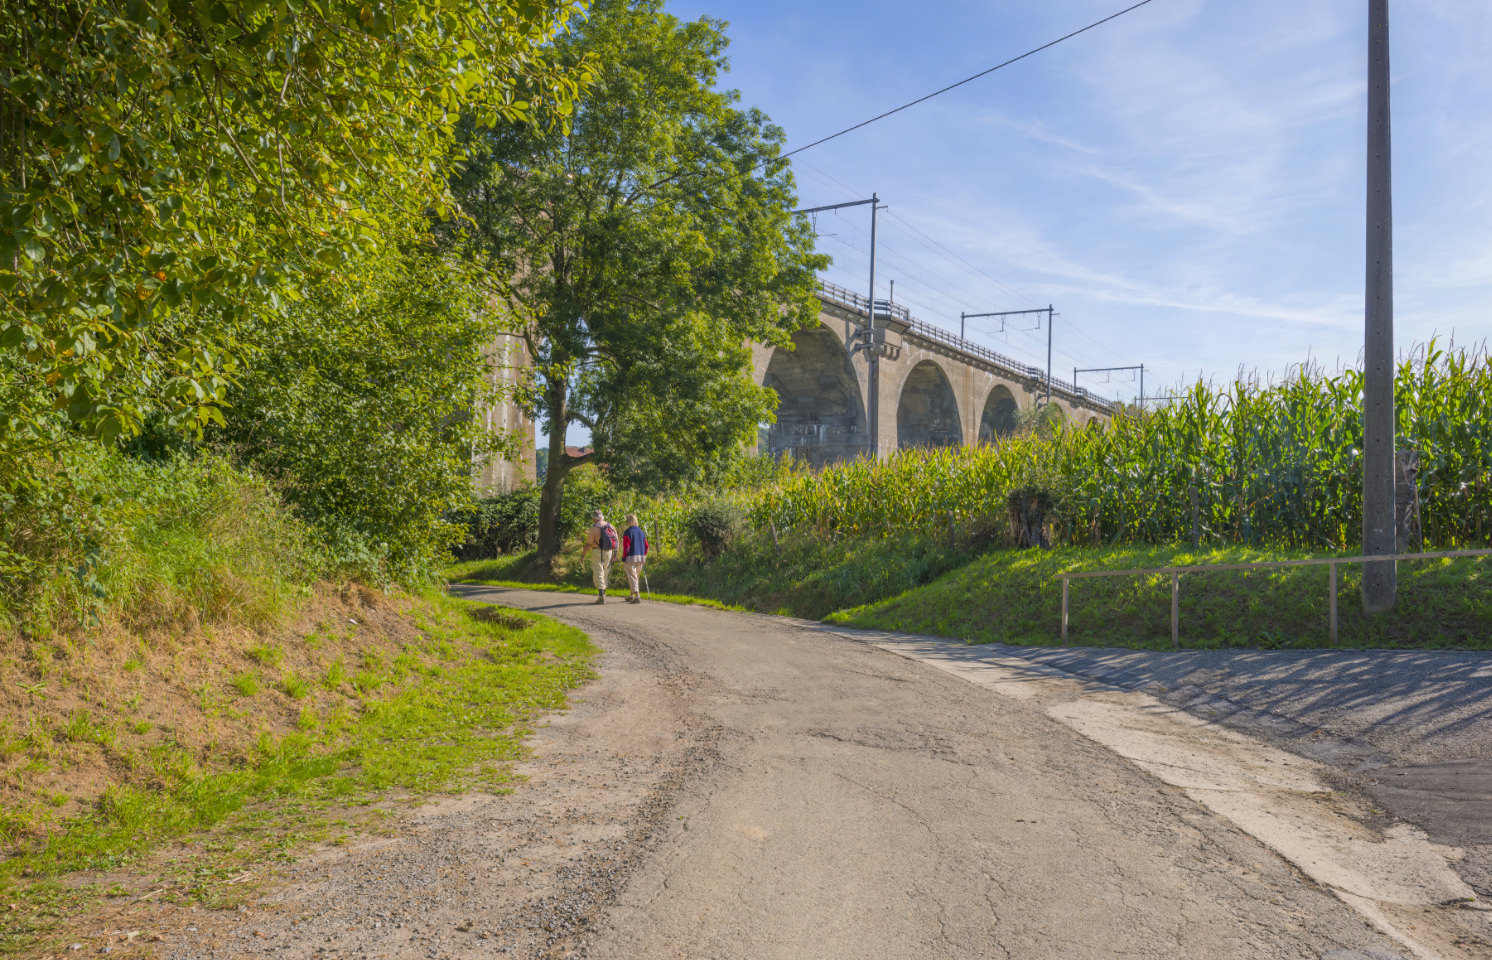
[
  {"left": 554, "top": 0, "right": 1490, "bottom": 446},
  {"left": 666, "top": 0, "right": 1492, "bottom": 402}
]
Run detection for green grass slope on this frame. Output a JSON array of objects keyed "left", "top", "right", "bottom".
[{"left": 828, "top": 545, "right": 1492, "bottom": 650}]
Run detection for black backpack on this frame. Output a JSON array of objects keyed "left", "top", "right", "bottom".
[{"left": 598, "top": 523, "right": 617, "bottom": 551}]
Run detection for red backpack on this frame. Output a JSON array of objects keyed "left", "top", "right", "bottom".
[{"left": 597, "top": 523, "right": 617, "bottom": 551}]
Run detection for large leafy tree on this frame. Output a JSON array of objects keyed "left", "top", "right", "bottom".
[
  {"left": 453, "top": 0, "right": 826, "bottom": 563},
  {"left": 0, "top": 0, "right": 586, "bottom": 448}
]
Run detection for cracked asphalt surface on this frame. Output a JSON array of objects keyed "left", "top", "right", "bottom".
[
  {"left": 976, "top": 645, "right": 1492, "bottom": 897},
  {"left": 158, "top": 586, "right": 1471, "bottom": 959},
  {"left": 462, "top": 589, "right": 1406, "bottom": 959}
]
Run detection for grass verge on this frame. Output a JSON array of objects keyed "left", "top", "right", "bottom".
[
  {"left": 827, "top": 544, "right": 1492, "bottom": 650},
  {"left": 447, "top": 529, "right": 980, "bottom": 622},
  {"left": 0, "top": 590, "right": 594, "bottom": 955},
  {"left": 445, "top": 558, "right": 748, "bottom": 613}
]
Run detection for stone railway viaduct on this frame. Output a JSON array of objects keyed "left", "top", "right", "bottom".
[
  {"left": 478, "top": 279, "right": 1116, "bottom": 488},
  {"left": 749, "top": 280, "right": 1115, "bottom": 468}
]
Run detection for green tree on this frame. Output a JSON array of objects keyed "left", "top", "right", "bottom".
[
  {"left": 0, "top": 0, "right": 586, "bottom": 448},
  {"left": 215, "top": 236, "right": 506, "bottom": 585},
  {"left": 452, "top": 0, "right": 825, "bottom": 563}
]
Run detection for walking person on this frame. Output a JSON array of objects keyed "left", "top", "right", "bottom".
[
  {"left": 620, "top": 513, "right": 649, "bottom": 604},
  {"left": 585, "top": 510, "right": 618, "bottom": 604}
]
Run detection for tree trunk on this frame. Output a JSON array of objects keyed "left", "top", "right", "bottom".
[{"left": 535, "top": 383, "right": 571, "bottom": 567}]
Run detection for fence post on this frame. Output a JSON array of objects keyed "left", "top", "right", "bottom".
[
  {"left": 1171, "top": 571, "right": 1180, "bottom": 648},
  {"left": 1329, "top": 562, "right": 1338, "bottom": 646},
  {"left": 1061, "top": 578, "right": 1069, "bottom": 644}
]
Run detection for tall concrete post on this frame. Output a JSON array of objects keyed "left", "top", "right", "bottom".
[
  {"left": 1362, "top": 0, "right": 1396, "bottom": 612},
  {"left": 867, "top": 192, "right": 880, "bottom": 459}
]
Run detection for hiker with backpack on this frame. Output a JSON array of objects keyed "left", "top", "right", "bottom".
[
  {"left": 620, "top": 513, "right": 649, "bottom": 604},
  {"left": 585, "top": 509, "right": 619, "bottom": 604}
]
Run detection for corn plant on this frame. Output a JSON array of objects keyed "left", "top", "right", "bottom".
[{"left": 641, "top": 343, "right": 1492, "bottom": 552}]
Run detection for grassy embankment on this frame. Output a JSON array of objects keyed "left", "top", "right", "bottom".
[
  {"left": 827, "top": 545, "right": 1492, "bottom": 650},
  {"left": 450, "top": 538, "right": 1492, "bottom": 651},
  {"left": 447, "top": 525, "right": 978, "bottom": 620},
  {"left": 1, "top": 451, "right": 595, "bottom": 956}
]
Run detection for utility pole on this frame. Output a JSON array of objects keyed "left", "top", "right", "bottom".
[
  {"left": 867, "top": 193, "right": 881, "bottom": 457},
  {"left": 1363, "top": 0, "right": 1396, "bottom": 613},
  {"left": 1074, "top": 364, "right": 1145, "bottom": 406},
  {"left": 792, "top": 194, "right": 885, "bottom": 458},
  {"left": 1044, "top": 306, "right": 1054, "bottom": 404}
]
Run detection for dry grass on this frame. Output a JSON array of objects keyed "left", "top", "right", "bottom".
[{"left": 0, "top": 583, "right": 416, "bottom": 844}]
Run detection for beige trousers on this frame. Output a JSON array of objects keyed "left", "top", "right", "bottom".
[
  {"left": 624, "top": 559, "right": 644, "bottom": 595},
  {"left": 590, "top": 548, "right": 613, "bottom": 590}
]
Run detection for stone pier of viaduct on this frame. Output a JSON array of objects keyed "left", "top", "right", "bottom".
[{"left": 750, "top": 280, "right": 1115, "bottom": 468}]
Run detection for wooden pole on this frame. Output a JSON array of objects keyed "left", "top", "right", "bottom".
[
  {"left": 1171, "top": 571, "right": 1180, "bottom": 648},
  {"left": 1329, "top": 562, "right": 1339, "bottom": 646},
  {"left": 1061, "top": 578, "right": 1069, "bottom": 644}
]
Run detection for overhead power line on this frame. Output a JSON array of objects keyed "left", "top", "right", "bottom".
[
  {"left": 777, "top": 0, "right": 1159, "bottom": 163},
  {"left": 650, "top": 0, "right": 1159, "bottom": 193},
  {"left": 799, "top": 164, "right": 1130, "bottom": 368}
]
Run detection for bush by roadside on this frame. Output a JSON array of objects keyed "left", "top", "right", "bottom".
[{"left": 2, "top": 445, "right": 317, "bottom": 638}]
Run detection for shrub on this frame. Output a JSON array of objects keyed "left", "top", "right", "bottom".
[
  {"left": 216, "top": 244, "right": 507, "bottom": 587},
  {"left": 1, "top": 445, "right": 318, "bottom": 635},
  {"left": 453, "top": 486, "right": 542, "bottom": 560},
  {"left": 687, "top": 501, "right": 742, "bottom": 560}
]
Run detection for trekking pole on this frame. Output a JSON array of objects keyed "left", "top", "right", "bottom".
[{"left": 643, "top": 564, "right": 651, "bottom": 598}]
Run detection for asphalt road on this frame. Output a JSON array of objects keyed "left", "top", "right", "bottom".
[
  {"left": 158, "top": 587, "right": 1491, "bottom": 960},
  {"left": 975, "top": 644, "right": 1492, "bottom": 889},
  {"left": 448, "top": 587, "right": 1490, "bottom": 960}
]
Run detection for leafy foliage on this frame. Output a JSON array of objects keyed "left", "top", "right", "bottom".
[
  {"left": 0, "top": 0, "right": 585, "bottom": 445},
  {"left": 454, "top": 486, "right": 542, "bottom": 560},
  {"left": 1, "top": 443, "right": 314, "bottom": 633},
  {"left": 685, "top": 500, "right": 741, "bottom": 560},
  {"left": 217, "top": 241, "right": 505, "bottom": 585},
  {"left": 450, "top": 0, "right": 827, "bottom": 559}
]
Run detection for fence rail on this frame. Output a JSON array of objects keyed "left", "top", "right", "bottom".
[{"left": 1057, "top": 548, "right": 1492, "bottom": 647}]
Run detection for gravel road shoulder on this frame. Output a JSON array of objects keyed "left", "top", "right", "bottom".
[{"left": 151, "top": 615, "right": 717, "bottom": 960}]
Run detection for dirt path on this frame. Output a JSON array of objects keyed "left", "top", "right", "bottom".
[{"left": 152, "top": 588, "right": 1488, "bottom": 960}]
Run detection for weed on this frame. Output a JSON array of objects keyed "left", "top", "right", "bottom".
[
  {"left": 61, "top": 711, "right": 114, "bottom": 747},
  {"left": 351, "top": 670, "right": 386, "bottom": 694},
  {"left": 279, "top": 673, "right": 311, "bottom": 699},
  {"left": 320, "top": 658, "right": 347, "bottom": 691},
  {"left": 247, "top": 643, "right": 283, "bottom": 669},
  {"left": 231, "top": 672, "right": 260, "bottom": 697}
]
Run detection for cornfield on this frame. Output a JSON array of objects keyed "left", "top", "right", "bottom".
[{"left": 674, "top": 344, "right": 1492, "bottom": 551}]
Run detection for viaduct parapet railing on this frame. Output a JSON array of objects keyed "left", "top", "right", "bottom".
[{"left": 814, "top": 280, "right": 1115, "bottom": 414}]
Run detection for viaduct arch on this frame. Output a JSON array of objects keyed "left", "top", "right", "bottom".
[
  {"left": 751, "top": 281, "right": 1115, "bottom": 466},
  {"left": 760, "top": 325, "right": 869, "bottom": 467}
]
